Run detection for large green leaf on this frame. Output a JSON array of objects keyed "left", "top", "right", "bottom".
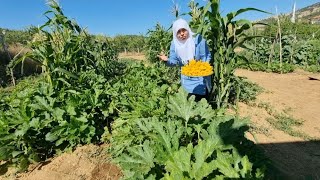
[
  {"left": 227, "top": 8, "right": 271, "bottom": 22},
  {"left": 115, "top": 140, "right": 155, "bottom": 178},
  {"left": 215, "top": 151, "right": 240, "bottom": 178},
  {"left": 190, "top": 140, "right": 218, "bottom": 179},
  {"left": 167, "top": 88, "right": 215, "bottom": 124},
  {"left": 164, "top": 144, "right": 193, "bottom": 179}
]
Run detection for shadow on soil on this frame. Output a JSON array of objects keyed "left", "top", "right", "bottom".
[
  {"left": 259, "top": 140, "right": 320, "bottom": 180},
  {"left": 218, "top": 119, "right": 320, "bottom": 180}
]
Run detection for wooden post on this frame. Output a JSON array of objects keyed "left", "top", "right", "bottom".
[
  {"left": 276, "top": 7, "right": 283, "bottom": 72},
  {"left": 268, "top": 38, "right": 276, "bottom": 68}
]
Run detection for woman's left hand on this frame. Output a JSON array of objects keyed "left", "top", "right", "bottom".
[{"left": 157, "top": 52, "right": 168, "bottom": 61}]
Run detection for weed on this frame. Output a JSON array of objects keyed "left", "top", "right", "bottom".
[
  {"left": 249, "top": 124, "right": 271, "bottom": 136},
  {"left": 266, "top": 114, "right": 312, "bottom": 140}
]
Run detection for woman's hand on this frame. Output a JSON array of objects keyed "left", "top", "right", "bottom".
[{"left": 157, "top": 52, "right": 168, "bottom": 62}]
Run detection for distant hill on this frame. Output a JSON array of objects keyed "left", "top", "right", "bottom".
[
  {"left": 294, "top": 2, "right": 320, "bottom": 23},
  {"left": 259, "top": 2, "right": 320, "bottom": 24}
]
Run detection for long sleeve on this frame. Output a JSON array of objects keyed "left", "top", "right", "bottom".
[
  {"left": 195, "top": 35, "right": 211, "bottom": 62},
  {"left": 202, "top": 40, "right": 211, "bottom": 62},
  {"left": 166, "top": 41, "right": 182, "bottom": 67}
]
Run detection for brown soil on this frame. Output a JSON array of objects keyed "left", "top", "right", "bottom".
[
  {"left": 119, "top": 52, "right": 145, "bottom": 61},
  {"left": 0, "top": 145, "right": 122, "bottom": 180},
  {"left": 235, "top": 69, "right": 320, "bottom": 179}
]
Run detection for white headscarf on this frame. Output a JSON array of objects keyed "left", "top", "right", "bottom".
[{"left": 172, "top": 18, "right": 195, "bottom": 65}]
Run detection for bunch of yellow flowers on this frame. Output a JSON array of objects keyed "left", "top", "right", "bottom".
[{"left": 181, "top": 59, "right": 213, "bottom": 77}]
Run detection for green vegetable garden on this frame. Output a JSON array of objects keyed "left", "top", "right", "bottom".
[{"left": 1, "top": 0, "right": 320, "bottom": 179}]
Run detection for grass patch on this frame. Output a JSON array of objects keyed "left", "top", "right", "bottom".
[
  {"left": 249, "top": 101, "right": 314, "bottom": 140},
  {"left": 249, "top": 124, "right": 271, "bottom": 136},
  {"left": 0, "top": 75, "right": 43, "bottom": 95},
  {"left": 238, "top": 61, "right": 295, "bottom": 73},
  {"left": 266, "top": 113, "right": 313, "bottom": 140},
  {"left": 298, "top": 64, "right": 320, "bottom": 73},
  {"left": 257, "top": 102, "right": 274, "bottom": 115},
  {"left": 237, "top": 77, "right": 264, "bottom": 103}
]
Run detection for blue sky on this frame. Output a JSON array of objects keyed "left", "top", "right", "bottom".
[{"left": 0, "top": 0, "right": 318, "bottom": 36}]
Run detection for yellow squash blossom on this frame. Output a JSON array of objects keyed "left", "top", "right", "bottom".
[{"left": 181, "top": 59, "right": 213, "bottom": 77}]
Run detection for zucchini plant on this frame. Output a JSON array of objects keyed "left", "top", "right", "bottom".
[{"left": 109, "top": 89, "right": 267, "bottom": 179}]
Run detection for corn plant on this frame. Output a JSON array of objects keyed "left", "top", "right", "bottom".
[
  {"left": 188, "top": 0, "right": 267, "bottom": 108},
  {"left": 0, "top": 0, "right": 124, "bottom": 170},
  {"left": 12, "top": 0, "right": 118, "bottom": 90},
  {"left": 145, "top": 23, "right": 172, "bottom": 63}
]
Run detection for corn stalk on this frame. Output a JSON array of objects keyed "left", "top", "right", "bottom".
[
  {"left": 146, "top": 23, "right": 172, "bottom": 63},
  {"left": 11, "top": 0, "right": 118, "bottom": 90},
  {"left": 188, "top": 0, "right": 268, "bottom": 108}
]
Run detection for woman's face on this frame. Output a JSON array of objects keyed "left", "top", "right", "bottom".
[{"left": 176, "top": 28, "right": 189, "bottom": 41}]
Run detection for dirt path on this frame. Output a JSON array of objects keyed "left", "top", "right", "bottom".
[
  {"left": 0, "top": 145, "right": 122, "bottom": 180},
  {"left": 119, "top": 52, "right": 145, "bottom": 61},
  {"left": 235, "top": 69, "right": 320, "bottom": 178}
]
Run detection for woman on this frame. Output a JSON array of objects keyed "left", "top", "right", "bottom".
[{"left": 158, "top": 18, "right": 212, "bottom": 101}]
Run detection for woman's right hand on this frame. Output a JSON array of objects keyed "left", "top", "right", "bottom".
[{"left": 157, "top": 52, "right": 168, "bottom": 62}]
